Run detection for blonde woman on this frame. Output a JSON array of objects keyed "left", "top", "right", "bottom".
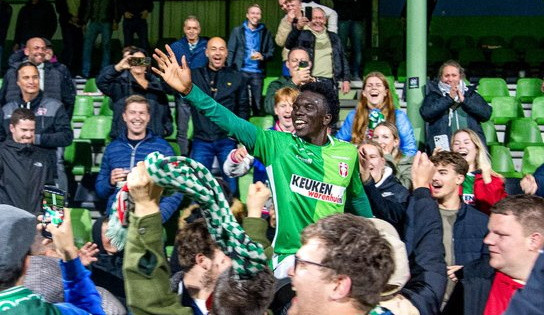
[{"left": 451, "top": 128, "right": 506, "bottom": 214}]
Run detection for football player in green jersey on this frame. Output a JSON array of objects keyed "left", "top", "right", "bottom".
[{"left": 152, "top": 45, "right": 372, "bottom": 274}]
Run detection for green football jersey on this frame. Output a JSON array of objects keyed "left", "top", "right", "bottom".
[
  {"left": 184, "top": 85, "right": 372, "bottom": 261},
  {"left": 254, "top": 129, "right": 372, "bottom": 258}
]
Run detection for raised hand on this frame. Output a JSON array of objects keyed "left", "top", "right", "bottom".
[
  {"left": 246, "top": 181, "right": 271, "bottom": 218},
  {"left": 127, "top": 161, "right": 163, "bottom": 216},
  {"left": 152, "top": 45, "right": 193, "bottom": 95},
  {"left": 358, "top": 146, "right": 372, "bottom": 183},
  {"left": 78, "top": 242, "right": 99, "bottom": 266},
  {"left": 411, "top": 151, "right": 436, "bottom": 189}
]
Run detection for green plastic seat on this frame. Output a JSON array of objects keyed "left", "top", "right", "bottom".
[
  {"left": 72, "top": 95, "right": 95, "bottom": 123},
  {"left": 396, "top": 61, "right": 406, "bottom": 83},
  {"left": 510, "top": 36, "right": 538, "bottom": 53},
  {"left": 83, "top": 78, "right": 98, "bottom": 93},
  {"left": 490, "top": 96, "right": 523, "bottom": 124},
  {"left": 490, "top": 145, "right": 522, "bottom": 178},
  {"left": 187, "top": 117, "right": 194, "bottom": 140},
  {"left": 521, "top": 146, "right": 544, "bottom": 175},
  {"left": 458, "top": 48, "right": 486, "bottom": 65},
  {"left": 99, "top": 96, "right": 113, "bottom": 116},
  {"left": 477, "top": 78, "right": 509, "bottom": 103},
  {"left": 249, "top": 115, "right": 274, "bottom": 129},
  {"left": 505, "top": 118, "right": 544, "bottom": 151},
  {"left": 70, "top": 208, "right": 93, "bottom": 248},
  {"left": 428, "top": 35, "right": 445, "bottom": 48},
  {"left": 427, "top": 46, "right": 450, "bottom": 66},
  {"left": 384, "top": 76, "right": 400, "bottom": 109},
  {"left": 80, "top": 115, "right": 112, "bottom": 145},
  {"left": 165, "top": 108, "right": 177, "bottom": 141},
  {"left": 447, "top": 35, "right": 475, "bottom": 54},
  {"left": 524, "top": 49, "right": 544, "bottom": 68},
  {"left": 167, "top": 94, "right": 175, "bottom": 102},
  {"left": 339, "top": 108, "right": 352, "bottom": 124},
  {"left": 481, "top": 120, "right": 499, "bottom": 146},
  {"left": 168, "top": 141, "right": 181, "bottom": 156},
  {"left": 516, "top": 78, "right": 544, "bottom": 103},
  {"left": 339, "top": 90, "right": 357, "bottom": 100},
  {"left": 262, "top": 76, "right": 279, "bottom": 97},
  {"left": 0, "top": 78, "right": 3, "bottom": 88},
  {"left": 64, "top": 140, "right": 93, "bottom": 176},
  {"left": 363, "top": 61, "right": 393, "bottom": 76},
  {"left": 531, "top": 96, "right": 544, "bottom": 124},
  {"left": 490, "top": 48, "right": 518, "bottom": 66}
]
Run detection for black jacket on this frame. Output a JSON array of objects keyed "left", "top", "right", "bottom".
[
  {"left": 13, "top": 0, "right": 56, "bottom": 45},
  {"left": 420, "top": 80, "right": 492, "bottom": 153},
  {"left": 285, "top": 27, "right": 350, "bottom": 82},
  {"left": 0, "top": 92, "right": 73, "bottom": 174},
  {"left": 96, "top": 65, "right": 173, "bottom": 138},
  {"left": 0, "top": 139, "right": 54, "bottom": 214},
  {"left": 0, "top": 61, "right": 76, "bottom": 117},
  {"left": 189, "top": 66, "right": 250, "bottom": 141},
  {"left": 227, "top": 23, "right": 275, "bottom": 72}
]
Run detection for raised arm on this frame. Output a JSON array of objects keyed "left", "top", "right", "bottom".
[{"left": 152, "top": 45, "right": 259, "bottom": 150}]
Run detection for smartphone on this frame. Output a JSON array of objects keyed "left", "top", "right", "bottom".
[
  {"left": 298, "top": 60, "right": 309, "bottom": 70},
  {"left": 128, "top": 57, "right": 151, "bottom": 67},
  {"left": 434, "top": 135, "right": 451, "bottom": 151},
  {"left": 304, "top": 7, "right": 313, "bottom": 21},
  {"left": 41, "top": 186, "right": 66, "bottom": 239}
]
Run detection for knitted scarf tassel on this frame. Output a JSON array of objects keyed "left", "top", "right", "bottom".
[{"left": 107, "top": 152, "right": 267, "bottom": 279}]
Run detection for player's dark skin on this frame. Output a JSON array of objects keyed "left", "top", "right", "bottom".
[{"left": 292, "top": 91, "right": 332, "bottom": 146}]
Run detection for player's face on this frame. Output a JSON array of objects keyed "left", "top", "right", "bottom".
[{"left": 292, "top": 91, "right": 330, "bottom": 141}]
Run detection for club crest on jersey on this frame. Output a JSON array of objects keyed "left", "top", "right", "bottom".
[{"left": 338, "top": 162, "right": 348, "bottom": 178}]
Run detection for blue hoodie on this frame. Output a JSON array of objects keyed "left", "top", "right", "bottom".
[{"left": 241, "top": 20, "right": 264, "bottom": 73}]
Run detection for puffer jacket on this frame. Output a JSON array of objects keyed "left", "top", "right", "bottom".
[
  {"left": 336, "top": 109, "right": 418, "bottom": 156},
  {"left": 420, "top": 80, "right": 491, "bottom": 153}
]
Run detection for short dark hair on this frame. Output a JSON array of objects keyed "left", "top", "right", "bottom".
[
  {"left": 175, "top": 219, "right": 217, "bottom": 271},
  {"left": 16, "top": 61, "right": 38, "bottom": 80},
  {"left": 122, "top": 45, "right": 148, "bottom": 57},
  {"left": 491, "top": 195, "right": 544, "bottom": 236},
  {"left": 212, "top": 267, "right": 275, "bottom": 315},
  {"left": 287, "top": 46, "right": 310, "bottom": 60},
  {"left": 301, "top": 214, "right": 394, "bottom": 312},
  {"left": 438, "top": 59, "right": 465, "bottom": 80},
  {"left": 299, "top": 81, "right": 339, "bottom": 126},
  {"left": 124, "top": 95, "right": 150, "bottom": 113},
  {"left": 430, "top": 151, "right": 469, "bottom": 175},
  {"left": 0, "top": 256, "right": 26, "bottom": 291},
  {"left": 10, "top": 108, "right": 35, "bottom": 126}
]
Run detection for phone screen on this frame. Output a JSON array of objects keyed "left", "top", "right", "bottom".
[
  {"left": 304, "top": 7, "right": 313, "bottom": 21},
  {"left": 42, "top": 186, "right": 66, "bottom": 238},
  {"left": 129, "top": 57, "right": 151, "bottom": 67}
]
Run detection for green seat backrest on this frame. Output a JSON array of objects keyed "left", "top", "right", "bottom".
[
  {"left": 70, "top": 208, "right": 93, "bottom": 248},
  {"left": 262, "top": 77, "right": 279, "bottom": 96},
  {"left": 187, "top": 117, "right": 194, "bottom": 140},
  {"left": 490, "top": 48, "right": 517, "bottom": 65},
  {"left": 510, "top": 36, "right": 538, "bottom": 53},
  {"left": 396, "top": 61, "right": 406, "bottom": 83},
  {"left": 447, "top": 35, "right": 475, "bottom": 53},
  {"left": 385, "top": 75, "right": 400, "bottom": 108},
  {"left": 249, "top": 115, "right": 274, "bottom": 129},
  {"left": 506, "top": 118, "right": 544, "bottom": 150},
  {"left": 339, "top": 108, "right": 352, "bottom": 124},
  {"left": 427, "top": 46, "right": 450, "bottom": 65},
  {"left": 516, "top": 78, "right": 544, "bottom": 103},
  {"left": 168, "top": 141, "right": 181, "bottom": 156},
  {"left": 524, "top": 49, "right": 544, "bottom": 67},
  {"left": 478, "top": 78, "right": 509, "bottom": 102},
  {"left": 80, "top": 115, "right": 112, "bottom": 141},
  {"left": 83, "top": 78, "right": 98, "bottom": 93},
  {"left": 363, "top": 61, "right": 393, "bottom": 76},
  {"left": 458, "top": 48, "right": 486, "bottom": 65},
  {"left": 490, "top": 145, "right": 521, "bottom": 178},
  {"left": 531, "top": 96, "right": 544, "bottom": 124},
  {"left": 481, "top": 120, "right": 498, "bottom": 145},
  {"left": 522, "top": 146, "right": 544, "bottom": 175},
  {"left": 99, "top": 96, "right": 114, "bottom": 116},
  {"left": 64, "top": 140, "right": 93, "bottom": 176},
  {"left": 0, "top": 78, "right": 3, "bottom": 88},
  {"left": 490, "top": 96, "right": 523, "bottom": 124},
  {"left": 72, "top": 95, "right": 95, "bottom": 121}
]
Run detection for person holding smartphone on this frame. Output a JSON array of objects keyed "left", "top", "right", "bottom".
[{"left": 420, "top": 60, "right": 491, "bottom": 153}]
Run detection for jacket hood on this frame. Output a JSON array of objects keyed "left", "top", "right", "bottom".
[{"left": 243, "top": 20, "right": 264, "bottom": 32}]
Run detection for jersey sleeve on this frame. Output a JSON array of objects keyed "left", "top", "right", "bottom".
[{"left": 184, "top": 85, "right": 259, "bottom": 150}]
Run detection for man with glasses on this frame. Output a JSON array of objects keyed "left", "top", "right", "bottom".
[{"left": 287, "top": 213, "right": 394, "bottom": 315}]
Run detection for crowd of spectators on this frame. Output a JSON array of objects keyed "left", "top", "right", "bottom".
[{"left": 1, "top": 0, "right": 544, "bottom": 314}]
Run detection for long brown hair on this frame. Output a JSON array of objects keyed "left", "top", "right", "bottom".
[{"left": 351, "top": 72, "right": 396, "bottom": 145}]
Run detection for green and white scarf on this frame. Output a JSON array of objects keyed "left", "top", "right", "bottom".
[{"left": 107, "top": 152, "right": 267, "bottom": 279}]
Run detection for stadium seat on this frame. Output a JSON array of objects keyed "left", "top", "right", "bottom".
[
  {"left": 490, "top": 145, "right": 522, "bottom": 178},
  {"left": 396, "top": 61, "right": 406, "bottom": 83},
  {"left": 516, "top": 78, "right": 544, "bottom": 103},
  {"left": 339, "top": 90, "right": 357, "bottom": 100},
  {"left": 428, "top": 46, "right": 451, "bottom": 66},
  {"left": 458, "top": 48, "right": 486, "bottom": 65},
  {"left": 167, "top": 94, "right": 175, "bottom": 102},
  {"left": 99, "top": 96, "right": 113, "bottom": 116},
  {"left": 79, "top": 115, "right": 112, "bottom": 145},
  {"left": 490, "top": 48, "right": 518, "bottom": 66},
  {"left": 385, "top": 76, "right": 400, "bottom": 109},
  {"left": 521, "top": 146, "right": 544, "bottom": 175},
  {"left": 64, "top": 141, "right": 93, "bottom": 176},
  {"left": 249, "top": 115, "right": 274, "bottom": 129},
  {"left": 489, "top": 96, "right": 523, "bottom": 124},
  {"left": 363, "top": 61, "right": 393, "bottom": 77},
  {"left": 477, "top": 78, "right": 509, "bottom": 102},
  {"left": 0, "top": 78, "right": 3, "bottom": 88},
  {"left": 531, "top": 96, "right": 544, "bottom": 124},
  {"left": 187, "top": 117, "right": 194, "bottom": 140},
  {"left": 168, "top": 141, "right": 181, "bottom": 156},
  {"left": 262, "top": 76, "right": 279, "bottom": 96},
  {"left": 72, "top": 95, "right": 95, "bottom": 123},
  {"left": 83, "top": 78, "right": 98, "bottom": 93},
  {"left": 481, "top": 120, "right": 499, "bottom": 146},
  {"left": 70, "top": 208, "right": 93, "bottom": 248},
  {"left": 447, "top": 35, "right": 475, "bottom": 55},
  {"left": 165, "top": 108, "right": 177, "bottom": 141},
  {"left": 428, "top": 35, "right": 445, "bottom": 48},
  {"left": 505, "top": 118, "right": 544, "bottom": 150},
  {"left": 524, "top": 49, "right": 544, "bottom": 68}
]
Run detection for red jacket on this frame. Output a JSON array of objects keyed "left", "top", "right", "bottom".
[{"left": 473, "top": 172, "right": 507, "bottom": 214}]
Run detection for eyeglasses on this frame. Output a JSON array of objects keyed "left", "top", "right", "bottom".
[{"left": 294, "top": 256, "right": 332, "bottom": 271}]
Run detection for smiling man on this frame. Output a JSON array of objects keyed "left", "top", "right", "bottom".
[
  {"left": 95, "top": 95, "right": 182, "bottom": 220},
  {"left": 153, "top": 45, "right": 372, "bottom": 276},
  {"left": 429, "top": 151, "right": 489, "bottom": 305}
]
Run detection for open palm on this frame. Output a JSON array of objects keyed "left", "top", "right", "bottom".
[{"left": 152, "top": 44, "right": 192, "bottom": 94}]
